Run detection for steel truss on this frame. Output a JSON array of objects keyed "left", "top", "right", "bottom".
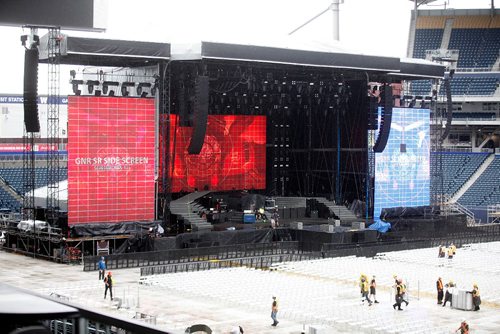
[{"left": 46, "top": 27, "right": 61, "bottom": 226}]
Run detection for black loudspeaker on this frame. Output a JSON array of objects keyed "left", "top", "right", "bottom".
[
  {"left": 23, "top": 48, "right": 40, "bottom": 133},
  {"left": 373, "top": 85, "right": 393, "bottom": 153},
  {"left": 188, "top": 76, "right": 209, "bottom": 154}
]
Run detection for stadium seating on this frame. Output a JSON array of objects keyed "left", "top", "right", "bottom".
[
  {"left": 448, "top": 28, "right": 500, "bottom": 68},
  {"left": 0, "top": 188, "right": 21, "bottom": 211},
  {"left": 413, "top": 29, "right": 444, "bottom": 59},
  {"left": 458, "top": 155, "right": 500, "bottom": 207},
  {"left": 439, "top": 76, "right": 499, "bottom": 96},
  {"left": 0, "top": 167, "right": 68, "bottom": 194},
  {"left": 409, "top": 80, "right": 432, "bottom": 96},
  {"left": 431, "top": 152, "right": 489, "bottom": 196}
]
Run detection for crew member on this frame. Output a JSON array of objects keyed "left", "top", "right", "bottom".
[
  {"left": 471, "top": 284, "right": 481, "bottom": 311},
  {"left": 456, "top": 320, "right": 469, "bottom": 334},
  {"left": 436, "top": 277, "right": 444, "bottom": 304}
]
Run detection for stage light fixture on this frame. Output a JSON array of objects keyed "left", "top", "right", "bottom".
[
  {"left": 140, "top": 92, "right": 148, "bottom": 98},
  {"left": 121, "top": 82, "right": 135, "bottom": 97},
  {"left": 137, "top": 82, "right": 152, "bottom": 96},
  {"left": 102, "top": 81, "right": 119, "bottom": 95},
  {"left": 71, "top": 79, "right": 83, "bottom": 96},
  {"left": 70, "top": 70, "right": 76, "bottom": 79},
  {"left": 86, "top": 80, "right": 99, "bottom": 95}
]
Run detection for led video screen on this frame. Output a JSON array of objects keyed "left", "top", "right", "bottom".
[
  {"left": 374, "top": 107, "right": 430, "bottom": 219},
  {"left": 67, "top": 96, "right": 155, "bottom": 225},
  {"left": 165, "top": 115, "right": 266, "bottom": 192}
]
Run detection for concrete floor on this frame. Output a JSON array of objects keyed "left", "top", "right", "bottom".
[{"left": 1, "top": 242, "right": 499, "bottom": 334}]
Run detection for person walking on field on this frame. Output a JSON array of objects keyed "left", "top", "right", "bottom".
[
  {"left": 370, "top": 275, "right": 379, "bottom": 303},
  {"left": 360, "top": 276, "right": 372, "bottom": 306},
  {"left": 271, "top": 296, "right": 279, "bottom": 326},
  {"left": 98, "top": 256, "right": 106, "bottom": 280},
  {"left": 436, "top": 277, "right": 444, "bottom": 304},
  {"left": 393, "top": 280, "right": 404, "bottom": 311},
  {"left": 104, "top": 271, "right": 113, "bottom": 300}
]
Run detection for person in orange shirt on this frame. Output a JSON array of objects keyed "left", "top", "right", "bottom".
[{"left": 436, "top": 277, "right": 444, "bottom": 304}]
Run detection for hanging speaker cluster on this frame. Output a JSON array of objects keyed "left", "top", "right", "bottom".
[
  {"left": 23, "top": 48, "right": 40, "bottom": 133},
  {"left": 188, "top": 75, "right": 209, "bottom": 154},
  {"left": 373, "top": 84, "right": 393, "bottom": 153}
]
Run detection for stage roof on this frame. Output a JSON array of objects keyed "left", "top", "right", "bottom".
[
  {"left": 38, "top": 34, "right": 444, "bottom": 79},
  {"left": 39, "top": 34, "right": 170, "bottom": 66},
  {"left": 172, "top": 41, "right": 445, "bottom": 80}
]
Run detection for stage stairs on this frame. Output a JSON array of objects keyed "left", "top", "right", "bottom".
[
  {"left": 169, "top": 191, "right": 213, "bottom": 231},
  {"left": 310, "top": 197, "right": 358, "bottom": 221}
]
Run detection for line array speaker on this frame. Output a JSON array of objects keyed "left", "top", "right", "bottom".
[
  {"left": 23, "top": 48, "right": 40, "bottom": 133},
  {"left": 188, "top": 75, "right": 209, "bottom": 154},
  {"left": 373, "top": 85, "right": 393, "bottom": 153}
]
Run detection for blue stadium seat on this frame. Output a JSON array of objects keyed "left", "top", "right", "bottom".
[
  {"left": 458, "top": 156, "right": 500, "bottom": 207},
  {"left": 413, "top": 29, "right": 444, "bottom": 59},
  {"left": 431, "top": 152, "right": 489, "bottom": 196},
  {"left": 448, "top": 28, "right": 500, "bottom": 68}
]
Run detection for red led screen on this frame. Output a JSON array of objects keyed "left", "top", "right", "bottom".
[
  {"left": 67, "top": 96, "right": 155, "bottom": 225},
  {"left": 164, "top": 115, "right": 266, "bottom": 192}
]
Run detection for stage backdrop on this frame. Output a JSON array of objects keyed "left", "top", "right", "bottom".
[
  {"left": 162, "top": 114, "right": 266, "bottom": 192},
  {"left": 374, "top": 107, "right": 430, "bottom": 220},
  {"left": 67, "top": 96, "right": 155, "bottom": 225}
]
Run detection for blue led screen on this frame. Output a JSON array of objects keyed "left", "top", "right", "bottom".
[{"left": 374, "top": 107, "right": 430, "bottom": 219}]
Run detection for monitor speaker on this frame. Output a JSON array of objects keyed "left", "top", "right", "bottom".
[
  {"left": 188, "top": 76, "right": 209, "bottom": 154},
  {"left": 23, "top": 48, "right": 40, "bottom": 133}
]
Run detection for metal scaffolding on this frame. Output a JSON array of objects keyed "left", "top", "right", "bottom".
[{"left": 46, "top": 27, "right": 61, "bottom": 225}]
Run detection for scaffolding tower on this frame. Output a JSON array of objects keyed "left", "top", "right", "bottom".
[{"left": 46, "top": 27, "right": 61, "bottom": 226}]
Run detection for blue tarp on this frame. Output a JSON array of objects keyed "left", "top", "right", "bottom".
[{"left": 368, "top": 220, "right": 391, "bottom": 233}]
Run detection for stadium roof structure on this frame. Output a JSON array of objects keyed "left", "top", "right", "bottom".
[
  {"left": 172, "top": 41, "right": 445, "bottom": 80},
  {"left": 38, "top": 34, "right": 170, "bottom": 67}
]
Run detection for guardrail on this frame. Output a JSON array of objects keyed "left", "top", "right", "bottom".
[
  {"left": 83, "top": 241, "right": 301, "bottom": 271},
  {"left": 140, "top": 253, "right": 320, "bottom": 276}
]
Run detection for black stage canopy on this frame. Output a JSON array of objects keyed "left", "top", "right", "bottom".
[
  {"left": 39, "top": 34, "right": 170, "bottom": 66},
  {"left": 172, "top": 41, "right": 445, "bottom": 79}
]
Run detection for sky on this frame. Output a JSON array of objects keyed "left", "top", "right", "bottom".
[{"left": 0, "top": 0, "right": 494, "bottom": 95}]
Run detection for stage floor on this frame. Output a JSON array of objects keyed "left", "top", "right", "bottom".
[{"left": 1, "top": 242, "right": 499, "bottom": 333}]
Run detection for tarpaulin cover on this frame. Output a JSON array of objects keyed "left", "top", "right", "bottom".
[
  {"left": 70, "top": 221, "right": 158, "bottom": 237},
  {"left": 368, "top": 220, "right": 391, "bottom": 233},
  {"left": 114, "top": 234, "right": 155, "bottom": 253},
  {"left": 39, "top": 34, "right": 170, "bottom": 66}
]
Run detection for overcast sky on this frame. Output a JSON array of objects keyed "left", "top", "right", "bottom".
[{"left": 0, "top": 0, "right": 494, "bottom": 94}]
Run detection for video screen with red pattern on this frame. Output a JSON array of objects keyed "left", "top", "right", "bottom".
[
  {"left": 67, "top": 96, "right": 155, "bottom": 225},
  {"left": 164, "top": 115, "right": 266, "bottom": 192}
]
